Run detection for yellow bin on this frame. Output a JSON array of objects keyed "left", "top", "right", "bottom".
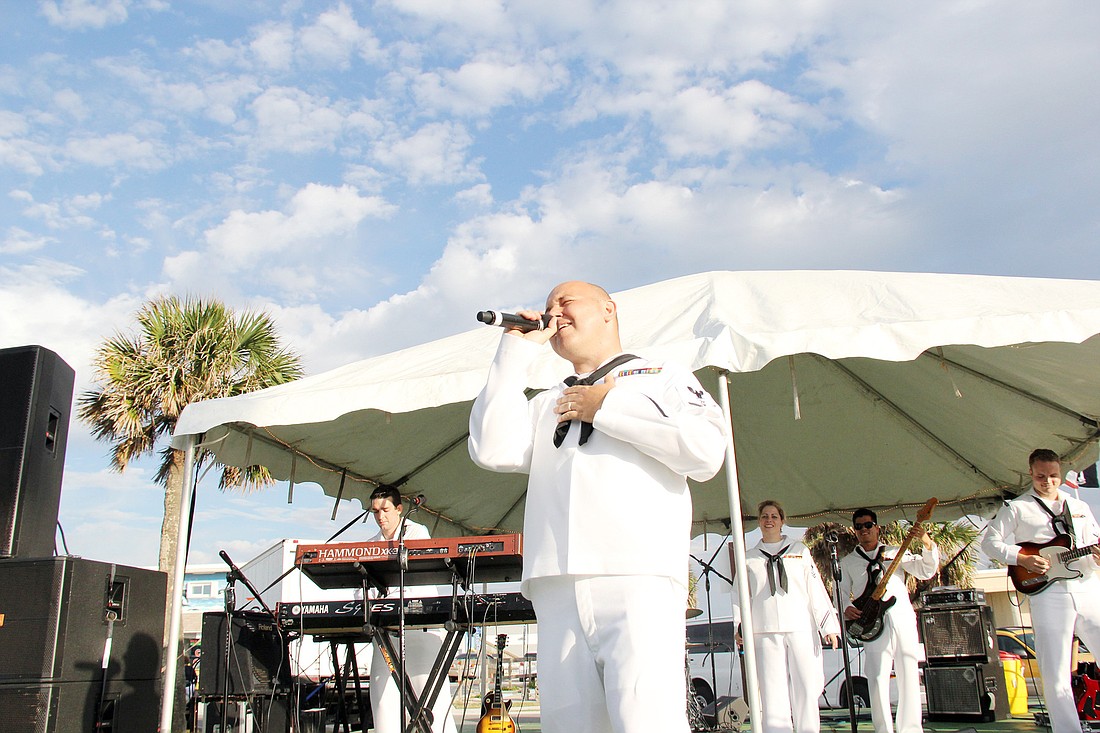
[{"left": 1000, "top": 652, "right": 1028, "bottom": 716}]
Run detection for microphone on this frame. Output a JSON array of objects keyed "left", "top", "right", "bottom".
[
  {"left": 412, "top": 494, "right": 425, "bottom": 506},
  {"left": 219, "top": 550, "right": 243, "bottom": 581},
  {"left": 476, "top": 311, "right": 552, "bottom": 332},
  {"left": 826, "top": 531, "right": 840, "bottom": 544}
]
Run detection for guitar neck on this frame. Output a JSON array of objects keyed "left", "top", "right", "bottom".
[
  {"left": 870, "top": 523, "right": 927, "bottom": 601},
  {"left": 1058, "top": 543, "right": 1100, "bottom": 563}
]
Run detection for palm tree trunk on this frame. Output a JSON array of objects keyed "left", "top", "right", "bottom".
[{"left": 160, "top": 449, "right": 187, "bottom": 732}]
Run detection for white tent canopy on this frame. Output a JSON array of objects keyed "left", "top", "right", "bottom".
[
  {"left": 163, "top": 270, "right": 1100, "bottom": 727},
  {"left": 173, "top": 270, "right": 1100, "bottom": 531}
]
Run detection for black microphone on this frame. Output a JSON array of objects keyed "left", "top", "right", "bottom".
[
  {"left": 412, "top": 494, "right": 426, "bottom": 506},
  {"left": 219, "top": 550, "right": 242, "bottom": 581},
  {"left": 476, "top": 310, "right": 552, "bottom": 332}
]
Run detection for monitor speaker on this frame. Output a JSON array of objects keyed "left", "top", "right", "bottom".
[
  {"left": 919, "top": 604, "right": 997, "bottom": 663},
  {"left": 0, "top": 556, "right": 166, "bottom": 683},
  {"left": 0, "top": 345, "right": 74, "bottom": 559},
  {"left": 198, "top": 611, "right": 291, "bottom": 697},
  {"left": 925, "top": 662, "right": 1009, "bottom": 722}
]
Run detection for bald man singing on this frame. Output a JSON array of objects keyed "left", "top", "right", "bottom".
[{"left": 469, "top": 281, "right": 727, "bottom": 733}]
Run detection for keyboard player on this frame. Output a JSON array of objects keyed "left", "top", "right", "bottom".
[{"left": 365, "top": 486, "right": 458, "bottom": 733}]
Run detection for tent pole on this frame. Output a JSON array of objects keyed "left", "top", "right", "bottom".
[
  {"left": 160, "top": 434, "right": 198, "bottom": 731},
  {"left": 717, "top": 372, "right": 763, "bottom": 727}
]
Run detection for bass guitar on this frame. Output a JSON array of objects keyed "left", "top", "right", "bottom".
[
  {"left": 846, "top": 498, "right": 937, "bottom": 643},
  {"left": 477, "top": 634, "right": 516, "bottom": 733},
  {"left": 1008, "top": 535, "right": 1100, "bottom": 595}
]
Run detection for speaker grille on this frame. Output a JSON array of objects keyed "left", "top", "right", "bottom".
[
  {"left": 924, "top": 662, "right": 1007, "bottom": 722},
  {"left": 919, "top": 604, "right": 995, "bottom": 662}
]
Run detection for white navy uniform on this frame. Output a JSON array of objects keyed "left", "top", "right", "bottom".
[
  {"left": 469, "top": 336, "right": 726, "bottom": 733},
  {"left": 982, "top": 489, "right": 1100, "bottom": 733},
  {"left": 838, "top": 541, "right": 938, "bottom": 733},
  {"left": 737, "top": 537, "right": 840, "bottom": 733},
  {"left": 366, "top": 520, "right": 458, "bottom": 733}
]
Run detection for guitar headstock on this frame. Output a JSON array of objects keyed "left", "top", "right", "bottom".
[{"left": 916, "top": 497, "right": 937, "bottom": 525}]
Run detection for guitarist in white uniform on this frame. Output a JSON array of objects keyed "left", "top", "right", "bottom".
[
  {"left": 839, "top": 508, "right": 938, "bottom": 733},
  {"left": 982, "top": 448, "right": 1100, "bottom": 733}
]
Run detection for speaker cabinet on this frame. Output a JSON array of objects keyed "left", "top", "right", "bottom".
[
  {"left": 0, "top": 556, "right": 166, "bottom": 683},
  {"left": 0, "top": 345, "right": 74, "bottom": 559},
  {"left": 0, "top": 678, "right": 159, "bottom": 733},
  {"left": 919, "top": 604, "right": 997, "bottom": 663},
  {"left": 925, "top": 662, "right": 1009, "bottom": 722},
  {"left": 198, "top": 611, "right": 291, "bottom": 697}
]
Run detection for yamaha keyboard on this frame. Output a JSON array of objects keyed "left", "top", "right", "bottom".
[
  {"left": 295, "top": 534, "right": 523, "bottom": 590},
  {"left": 276, "top": 593, "right": 536, "bottom": 636}
]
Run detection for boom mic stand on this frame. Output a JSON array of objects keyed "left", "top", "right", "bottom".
[
  {"left": 219, "top": 551, "right": 284, "bottom": 733},
  {"left": 826, "top": 532, "right": 858, "bottom": 733},
  {"left": 690, "top": 541, "right": 733, "bottom": 715}
]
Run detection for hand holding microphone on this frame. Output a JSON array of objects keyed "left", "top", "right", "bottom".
[{"left": 477, "top": 310, "right": 552, "bottom": 332}]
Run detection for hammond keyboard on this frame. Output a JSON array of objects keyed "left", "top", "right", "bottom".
[
  {"left": 276, "top": 592, "right": 535, "bottom": 636},
  {"left": 294, "top": 534, "right": 523, "bottom": 590}
]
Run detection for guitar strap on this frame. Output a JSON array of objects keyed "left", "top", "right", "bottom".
[{"left": 1034, "top": 495, "right": 1077, "bottom": 547}]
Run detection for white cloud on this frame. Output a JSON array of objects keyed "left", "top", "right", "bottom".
[
  {"left": 299, "top": 3, "right": 380, "bottom": 68},
  {"left": 64, "top": 132, "right": 168, "bottom": 170},
  {"left": 248, "top": 86, "right": 348, "bottom": 153},
  {"left": 412, "top": 52, "right": 567, "bottom": 116},
  {"left": 39, "top": 0, "right": 130, "bottom": 30},
  {"left": 249, "top": 23, "right": 295, "bottom": 70},
  {"left": 371, "top": 121, "right": 482, "bottom": 185},
  {"left": 11, "top": 189, "right": 111, "bottom": 229},
  {"left": 1, "top": 227, "right": 56, "bottom": 254}
]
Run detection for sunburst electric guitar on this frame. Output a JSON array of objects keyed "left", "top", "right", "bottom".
[
  {"left": 477, "top": 634, "right": 516, "bottom": 733},
  {"left": 1008, "top": 535, "right": 1100, "bottom": 595},
  {"left": 846, "top": 498, "right": 937, "bottom": 643}
]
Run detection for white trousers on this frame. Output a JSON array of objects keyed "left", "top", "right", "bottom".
[
  {"left": 862, "top": 611, "right": 922, "bottom": 733},
  {"left": 528, "top": 574, "right": 689, "bottom": 733},
  {"left": 1031, "top": 585, "right": 1100, "bottom": 733},
  {"left": 754, "top": 631, "right": 824, "bottom": 733},
  {"left": 370, "top": 628, "right": 458, "bottom": 733}
]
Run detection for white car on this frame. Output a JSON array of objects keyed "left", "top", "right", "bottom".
[{"left": 686, "top": 617, "right": 899, "bottom": 712}]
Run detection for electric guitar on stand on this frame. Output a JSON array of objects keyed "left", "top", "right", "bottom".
[
  {"left": 846, "top": 498, "right": 937, "bottom": 643},
  {"left": 477, "top": 634, "right": 516, "bottom": 733}
]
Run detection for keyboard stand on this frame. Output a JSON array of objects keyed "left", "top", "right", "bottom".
[{"left": 370, "top": 576, "right": 480, "bottom": 733}]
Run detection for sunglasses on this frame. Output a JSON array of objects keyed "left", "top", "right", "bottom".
[{"left": 853, "top": 521, "right": 877, "bottom": 530}]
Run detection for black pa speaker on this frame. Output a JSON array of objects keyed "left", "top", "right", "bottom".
[
  {"left": 0, "top": 678, "right": 159, "bottom": 733},
  {"left": 0, "top": 556, "right": 166, "bottom": 684},
  {"left": 919, "top": 604, "right": 997, "bottom": 663},
  {"left": 924, "top": 662, "right": 1009, "bottom": 722},
  {"left": 198, "top": 611, "right": 290, "bottom": 697},
  {"left": 0, "top": 345, "right": 74, "bottom": 559}
]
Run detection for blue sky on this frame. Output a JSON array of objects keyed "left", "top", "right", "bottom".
[{"left": 2, "top": 0, "right": 1099, "bottom": 570}]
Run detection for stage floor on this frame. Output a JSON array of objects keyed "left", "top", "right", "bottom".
[{"left": 449, "top": 700, "right": 1066, "bottom": 733}]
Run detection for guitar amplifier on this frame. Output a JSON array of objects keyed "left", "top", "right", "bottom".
[
  {"left": 919, "top": 604, "right": 997, "bottom": 663},
  {"left": 921, "top": 587, "right": 985, "bottom": 607},
  {"left": 925, "top": 662, "right": 1009, "bottom": 722}
]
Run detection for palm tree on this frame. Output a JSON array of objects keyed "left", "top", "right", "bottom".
[
  {"left": 805, "top": 519, "right": 980, "bottom": 603},
  {"left": 78, "top": 296, "right": 303, "bottom": 616}
]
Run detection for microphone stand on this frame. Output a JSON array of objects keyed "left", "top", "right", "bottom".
[
  {"left": 827, "top": 533, "right": 858, "bottom": 733},
  {"left": 690, "top": 544, "right": 734, "bottom": 714},
  {"left": 219, "top": 551, "right": 283, "bottom": 732},
  {"left": 220, "top": 571, "right": 236, "bottom": 733},
  {"left": 396, "top": 497, "right": 425, "bottom": 733}
]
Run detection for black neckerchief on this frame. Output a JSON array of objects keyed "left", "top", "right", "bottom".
[{"left": 553, "top": 353, "right": 639, "bottom": 448}]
